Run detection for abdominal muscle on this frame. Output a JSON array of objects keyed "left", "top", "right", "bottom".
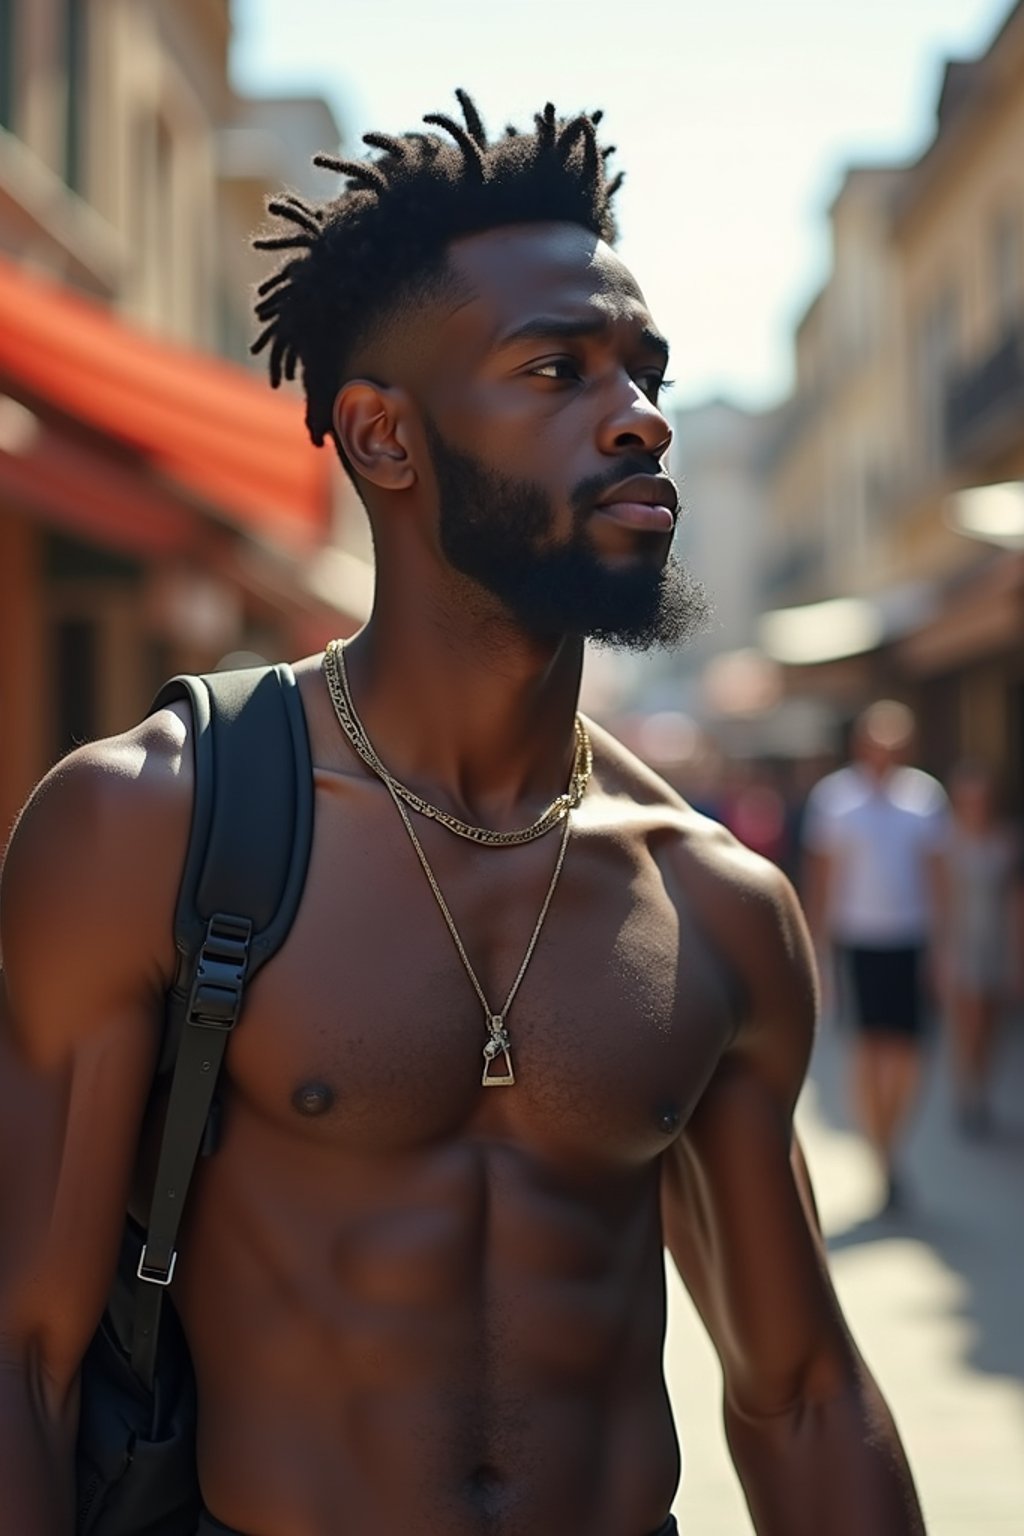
[{"left": 173, "top": 1106, "right": 681, "bottom": 1536}]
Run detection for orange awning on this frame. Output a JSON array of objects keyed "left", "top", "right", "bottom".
[{"left": 0, "top": 256, "right": 330, "bottom": 552}]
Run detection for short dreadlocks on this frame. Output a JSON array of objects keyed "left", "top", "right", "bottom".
[{"left": 251, "top": 89, "right": 624, "bottom": 457}]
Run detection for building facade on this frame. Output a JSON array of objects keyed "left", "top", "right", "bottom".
[
  {"left": 0, "top": 0, "right": 371, "bottom": 838},
  {"left": 760, "top": 0, "right": 1024, "bottom": 796}
]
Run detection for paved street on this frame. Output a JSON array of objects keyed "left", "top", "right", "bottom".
[{"left": 664, "top": 1009, "right": 1024, "bottom": 1534}]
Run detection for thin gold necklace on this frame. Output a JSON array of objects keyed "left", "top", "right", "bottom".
[
  {"left": 323, "top": 639, "right": 592, "bottom": 847},
  {"left": 386, "top": 783, "right": 571, "bottom": 1086}
]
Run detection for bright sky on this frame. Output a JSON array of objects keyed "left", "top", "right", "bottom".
[{"left": 232, "top": 0, "right": 1013, "bottom": 412}]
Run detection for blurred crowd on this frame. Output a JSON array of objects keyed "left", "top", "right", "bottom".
[{"left": 638, "top": 700, "right": 1024, "bottom": 1205}]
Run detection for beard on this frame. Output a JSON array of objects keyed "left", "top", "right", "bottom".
[{"left": 425, "top": 420, "right": 710, "bottom": 652}]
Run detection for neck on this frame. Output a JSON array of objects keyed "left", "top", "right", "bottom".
[{"left": 339, "top": 574, "right": 586, "bottom": 832}]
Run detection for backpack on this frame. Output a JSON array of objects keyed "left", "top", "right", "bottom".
[{"left": 74, "top": 663, "right": 314, "bottom": 1536}]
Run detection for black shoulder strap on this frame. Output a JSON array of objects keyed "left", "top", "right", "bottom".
[{"left": 130, "top": 663, "right": 314, "bottom": 1386}]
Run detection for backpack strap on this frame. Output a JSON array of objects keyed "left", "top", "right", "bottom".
[{"left": 130, "top": 663, "right": 314, "bottom": 1386}]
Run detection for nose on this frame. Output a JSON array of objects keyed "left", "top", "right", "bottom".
[{"left": 598, "top": 379, "right": 672, "bottom": 460}]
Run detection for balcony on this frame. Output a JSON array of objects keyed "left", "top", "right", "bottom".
[{"left": 945, "top": 323, "right": 1024, "bottom": 469}]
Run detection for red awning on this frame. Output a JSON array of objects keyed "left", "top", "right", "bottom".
[
  {"left": 0, "top": 257, "right": 331, "bottom": 552},
  {"left": 0, "top": 427, "right": 200, "bottom": 558}
]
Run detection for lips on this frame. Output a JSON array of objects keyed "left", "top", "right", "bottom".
[{"left": 593, "top": 475, "right": 678, "bottom": 534}]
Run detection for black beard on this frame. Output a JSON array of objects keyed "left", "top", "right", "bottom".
[{"left": 426, "top": 421, "right": 710, "bottom": 652}]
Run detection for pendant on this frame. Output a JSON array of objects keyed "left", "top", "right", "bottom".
[{"left": 482, "top": 1015, "right": 515, "bottom": 1087}]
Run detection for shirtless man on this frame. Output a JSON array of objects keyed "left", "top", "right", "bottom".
[{"left": 0, "top": 94, "right": 925, "bottom": 1536}]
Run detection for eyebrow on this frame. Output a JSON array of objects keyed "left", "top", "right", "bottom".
[{"left": 495, "top": 316, "right": 671, "bottom": 366}]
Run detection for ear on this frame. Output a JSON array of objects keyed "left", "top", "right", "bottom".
[{"left": 332, "top": 380, "right": 417, "bottom": 491}]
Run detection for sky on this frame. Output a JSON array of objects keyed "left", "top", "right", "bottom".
[{"left": 232, "top": 0, "right": 1014, "bottom": 413}]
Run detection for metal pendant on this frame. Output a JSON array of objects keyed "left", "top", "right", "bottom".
[{"left": 482, "top": 1015, "right": 515, "bottom": 1087}]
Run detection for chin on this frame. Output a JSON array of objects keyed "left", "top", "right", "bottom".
[
  {"left": 598, "top": 545, "right": 671, "bottom": 574},
  {"left": 586, "top": 525, "right": 672, "bottom": 567}
]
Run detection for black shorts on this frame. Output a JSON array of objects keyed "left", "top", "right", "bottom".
[
  {"left": 196, "top": 1510, "right": 679, "bottom": 1535},
  {"left": 839, "top": 944, "right": 925, "bottom": 1039}
]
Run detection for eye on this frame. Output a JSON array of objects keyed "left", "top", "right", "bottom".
[
  {"left": 637, "top": 373, "right": 674, "bottom": 403},
  {"left": 529, "top": 358, "right": 582, "bottom": 383}
]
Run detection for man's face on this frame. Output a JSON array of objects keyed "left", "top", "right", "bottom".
[
  {"left": 426, "top": 418, "right": 706, "bottom": 649},
  {"left": 405, "top": 222, "right": 709, "bottom": 649}
]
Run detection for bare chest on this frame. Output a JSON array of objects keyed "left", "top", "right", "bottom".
[{"left": 220, "top": 774, "right": 736, "bottom": 1166}]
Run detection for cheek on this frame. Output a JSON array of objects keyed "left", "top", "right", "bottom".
[{"left": 435, "top": 379, "right": 588, "bottom": 455}]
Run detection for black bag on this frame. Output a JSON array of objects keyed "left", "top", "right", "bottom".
[{"left": 75, "top": 664, "right": 314, "bottom": 1536}]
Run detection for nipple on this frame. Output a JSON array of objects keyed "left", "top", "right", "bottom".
[
  {"left": 657, "top": 1104, "right": 681, "bottom": 1136},
  {"left": 292, "top": 1081, "right": 335, "bottom": 1117}
]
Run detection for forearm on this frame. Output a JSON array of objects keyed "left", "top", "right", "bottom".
[
  {"left": 725, "top": 1370, "right": 926, "bottom": 1536},
  {"left": 0, "top": 1354, "right": 76, "bottom": 1534}
]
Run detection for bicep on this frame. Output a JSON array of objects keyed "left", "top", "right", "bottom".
[
  {"left": 663, "top": 1064, "right": 849, "bottom": 1419},
  {"left": 0, "top": 727, "right": 187, "bottom": 1391},
  {"left": 662, "top": 862, "right": 851, "bottom": 1418},
  {"left": 0, "top": 980, "right": 159, "bottom": 1392}
]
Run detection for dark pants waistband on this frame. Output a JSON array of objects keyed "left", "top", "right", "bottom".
[{"left": 197, "top": 1511, "right": 678, "bottom": 1535}]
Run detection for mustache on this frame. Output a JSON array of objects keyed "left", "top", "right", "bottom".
[{"left": 569, "top": 458, "right": 676, "bottom": 520}]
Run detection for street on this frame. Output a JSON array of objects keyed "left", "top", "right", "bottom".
[{"left": 665, "top": 1010, "right": 1024, "bottom": 1534}]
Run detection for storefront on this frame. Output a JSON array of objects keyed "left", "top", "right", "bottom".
[{"left": 0, "top": 257, "right": 363, "bottom": 836}]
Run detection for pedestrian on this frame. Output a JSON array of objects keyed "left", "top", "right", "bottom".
[
  {"left": 802, "top": 700, "right": 949, "bottom": 1213},
  {"left": 0, "top": 94, "right": 925, "bottom": 1535},
  {"left": 720, "top": 760, "right": 789, "bottom": 870},
  {"left": 945, "top": 760, "right": 1023, "bottom": 1135}
]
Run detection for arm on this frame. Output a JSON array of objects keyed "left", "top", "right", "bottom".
[
  {"left": 662, "top": 848, "right": 925, "bottom": 1535},
  {"left": 0, "top": 710, "right": 191, "bottom": 1533},
  {"left": 924, "top": 833, "right": 952, "bottom": 1001}
]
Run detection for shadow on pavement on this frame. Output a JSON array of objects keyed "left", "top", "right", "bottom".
[{"left": 809, "top": 1011, "right": 1024, "bottom": 1387}]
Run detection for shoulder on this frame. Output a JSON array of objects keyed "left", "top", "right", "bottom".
[
  {"left": 800, "top": 767, "right": 864, "bottom": 846},
  {"left": 582, "top": 714, "right": 689, "bottom": 811},
  {"left": 4, "top": 703, "right": 193, "bottom": 873},
  {"left": 586, "top": 714, "right": 797, "bottom": 919},
  {"left": 805, "top": 765, "right": 860, "bottom": 814},
  {"left": 674, "top": 818, "right": 812, "bottom": 991},
  {"left": 667, "top": 809, "right": 816, "bottom": 1101},
  {"left": 1, "top": 706, "right": 194, "bottom": 1064},
  {"left": 890, "top": 765, "right": 948, "bottom": 817},
  {"left": 592, "top": 721, "right": 813, "bottom": 1006},
  {"left": 583, "top": 720, "right": 815, "bottom": 1098}
]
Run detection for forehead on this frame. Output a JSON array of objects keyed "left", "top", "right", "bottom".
[{"left": 442, "top": 222, "right": 656, "bottom": 349}]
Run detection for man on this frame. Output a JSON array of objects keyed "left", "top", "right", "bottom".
[
  {"left": 802, "top": 701, "right": 949, "bottom": 1212},
  {"left": 0, "top": 94, "right": 925, "bottom": 1535}
]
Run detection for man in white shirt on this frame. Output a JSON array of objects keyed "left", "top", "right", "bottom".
[{"left": 803, "top": 701, "right": 949, "bottom": 1211}]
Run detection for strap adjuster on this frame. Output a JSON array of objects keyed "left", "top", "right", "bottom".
[
  {"left": 187, "top": 914, "right": 252, "bottom": 1030},
  {"left": 137, "top": 1244, "right": 177, "bottom": 1286}
]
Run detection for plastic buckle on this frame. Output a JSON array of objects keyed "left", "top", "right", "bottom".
[
  {"left": 137, "top": 1244, "right": 177, "bottom": 1286},
  {"left": 186, "top": 914, "right": 252, "bottom": 1031}
]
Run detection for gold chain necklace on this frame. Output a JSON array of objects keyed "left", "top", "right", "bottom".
[
  {"left": 385, "top": 783, "right": 571, "bottom": 1086},
  {"left": 323, "top": 639, "right": 592, "bottom": 847}
]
